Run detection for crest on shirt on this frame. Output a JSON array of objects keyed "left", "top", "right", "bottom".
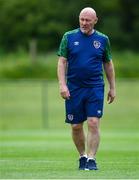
[{"left": 93, "top": 41, "right": 101, "bottom": 49}]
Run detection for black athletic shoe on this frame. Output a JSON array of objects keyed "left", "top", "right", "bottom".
[
  {"left": 79, "top": 156, "right": 87, "bottom": 170},
  {"left": 85, "top": 159, "right": 98, "bottom": 170}
]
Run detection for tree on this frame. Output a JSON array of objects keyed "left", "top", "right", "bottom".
[{"left": 0, "top": 0, "right": 138, "bottom": 52}]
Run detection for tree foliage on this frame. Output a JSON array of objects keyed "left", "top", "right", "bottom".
[{"left": 0, "top": 0, "right": 139, "bottom": 52}]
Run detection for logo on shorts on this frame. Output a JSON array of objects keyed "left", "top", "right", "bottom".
[
  {"left": 93, "top": 41, "right": 101, "bottom": 49},
  {"left": 97, "top": 110, "right": 102, "bottom": 114},
  {"left": 67, "top": 114, "right": 74, "bottom": 121}
]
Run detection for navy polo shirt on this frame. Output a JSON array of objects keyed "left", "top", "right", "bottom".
[{"left": 58, "top": 28, "right": 112, "bottom": 88}]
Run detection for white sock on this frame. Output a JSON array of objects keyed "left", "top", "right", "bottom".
[
  {"left": 80, "top": 154, "right": 87, "bottom": 158},
  {"left": 87, "top": 157, "right": 95, "bottom": 161}
]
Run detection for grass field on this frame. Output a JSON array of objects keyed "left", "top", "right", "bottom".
[{"left": 0, "top": 80, "right": 139, "bottom": 179}]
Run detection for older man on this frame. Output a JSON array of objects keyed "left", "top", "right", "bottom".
[{"left": 57, "top": 7, "right": 116, "bottom": 170}]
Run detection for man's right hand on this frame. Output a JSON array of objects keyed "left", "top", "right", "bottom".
[{"left": 60, "top": 85, "right": 70, "bottom": 99}]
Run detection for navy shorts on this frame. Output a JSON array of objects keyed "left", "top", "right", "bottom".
[{"left": 65, "top": 86, "right": 104, "bottom": 124}]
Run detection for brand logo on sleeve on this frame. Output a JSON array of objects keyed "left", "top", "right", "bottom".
[{"left": 93, "top": 41, "right": 101, "bottom": 49}]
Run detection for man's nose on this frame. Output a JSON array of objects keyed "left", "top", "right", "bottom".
[{"left": 82, "top": 20, "right": 87, "bottom": 25}]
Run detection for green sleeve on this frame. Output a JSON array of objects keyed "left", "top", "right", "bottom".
[
  {"left": 104, "top": 37, "right": 112, "bottom": 62},
  {"left": 57, "top": 33, "right": 68, "bottom": 58}
]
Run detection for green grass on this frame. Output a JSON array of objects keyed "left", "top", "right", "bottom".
[
  {"left": 1, "top": 129, "right": 139, "bottom": 179},
  {"left": 0, "top": 80, "right": 139, "bottom": 179}
]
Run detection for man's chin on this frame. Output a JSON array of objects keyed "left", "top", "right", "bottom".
[{"left": 80, "top": 28, "right": 88, "bottom": 34}]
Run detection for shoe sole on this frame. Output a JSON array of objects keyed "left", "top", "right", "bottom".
[
  {"left": 85, "top": 168, "right": 98, "bottom": 170},
  {"left": 85, "top": 168, "right": 89, "bottom": 171}
]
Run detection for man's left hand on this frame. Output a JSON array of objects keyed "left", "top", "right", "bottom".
[{"left": 107, "top": 89, "right": 116, "bottom": 104}]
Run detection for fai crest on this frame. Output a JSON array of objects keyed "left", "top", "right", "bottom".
[
  {"left": 93, "top": 41, "right": 101, "bottom": 49},
  {"left": 67, "top": 114, "right": 74, "bottom": 121}
]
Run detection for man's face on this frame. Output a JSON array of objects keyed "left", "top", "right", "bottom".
[{"left": 79, "top": 12, "right": 97, "bottom": 35}]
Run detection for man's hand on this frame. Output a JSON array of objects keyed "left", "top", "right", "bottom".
[
  {"left": 60, "top": 85, "right": 70, "bottom": 99},
  {"left": 107, "top": 88, "right": 116, "bottom": 104}
]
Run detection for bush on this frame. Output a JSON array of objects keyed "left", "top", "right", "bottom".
[
  {"left": 0, "top": 50, "right": 139, "bottom": 80},
  {"left": 0, "top": 50, "right": 57, "bottom": 79},
  {"left": 113, "top": 51, "right": 139, "bottom": 78}
]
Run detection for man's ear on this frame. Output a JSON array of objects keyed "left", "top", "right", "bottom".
[{"left": 94, "top": 16, "right": 98, "bottom": 24}]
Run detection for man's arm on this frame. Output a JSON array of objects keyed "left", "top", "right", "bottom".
[
  {"left": 103, "top": 60, "right": 116, "bottom": 104},
  {"left": 57, "top": 56, "right": 70, "bottom": 99}
]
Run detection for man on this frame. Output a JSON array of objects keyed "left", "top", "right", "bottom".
[{"left": 57, "top": 7, "right": 116, "bottom": 170}]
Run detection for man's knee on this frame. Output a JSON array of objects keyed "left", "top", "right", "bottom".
[
  {"left": 87, "top": 117, "right": 99, "bottom": 132},
  {"left": 71, "top": 123, "right": 83, "bottom": 132}
]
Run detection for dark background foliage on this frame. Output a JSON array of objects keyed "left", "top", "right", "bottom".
[{"left": 0, "top": 0, "right": 138, "bottom": 52}]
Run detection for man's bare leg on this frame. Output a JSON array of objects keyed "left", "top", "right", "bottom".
[
  {"left": 87, "top": 117, "right": 100, "bottom": 159},
  {"left": 71, "top": 123, "right": 86, "bottom": 156}
]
